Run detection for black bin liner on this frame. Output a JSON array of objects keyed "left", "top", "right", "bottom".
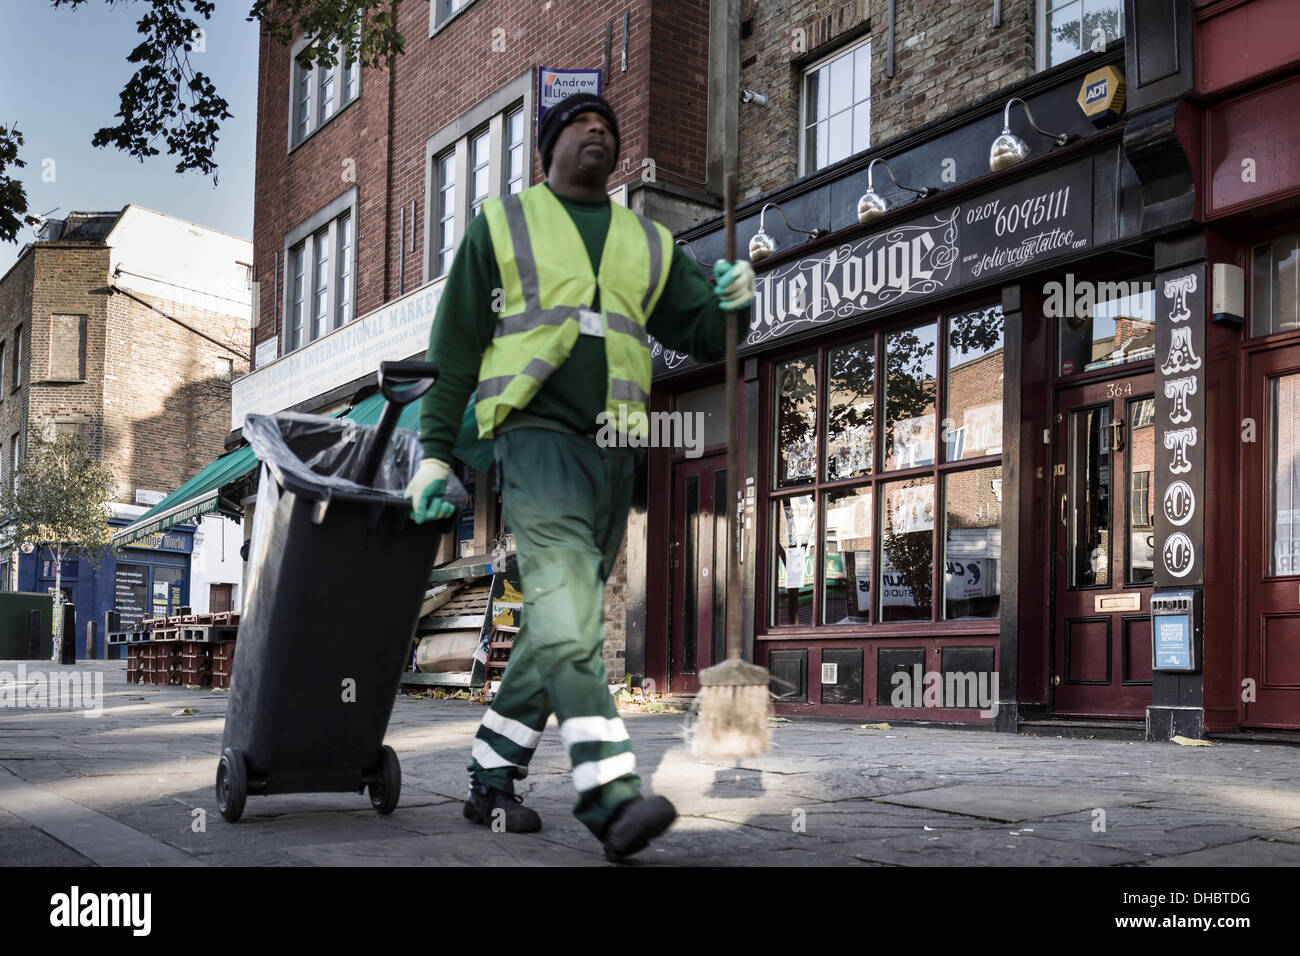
[{"left": 222, "top": 412, "right": 466, "bottom": 795}]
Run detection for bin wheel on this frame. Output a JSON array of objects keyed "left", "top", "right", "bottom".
[
  {"left": 216, "top": 748, "right": 247, "bottom": 823},
  {"left": 369, "top": 745, "right": 401, "bottom": 815}
]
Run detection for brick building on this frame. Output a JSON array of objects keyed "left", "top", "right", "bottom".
[
  {"left": 219, "top": 0, "right": 1299, "bottom": 735},
  {"left": 0, "top": 206, "right": 251, "bottom": 653}
]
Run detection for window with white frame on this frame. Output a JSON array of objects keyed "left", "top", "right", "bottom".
[
  {"left": 801, "top": 37, "right": 871, "bottom": 175},
  {"left": 506, "top": 107, "right": 526, "bottom": 195},
  {"left": 1039, "top": 0, "right": 1124, "bottom": 71},
  {"left": 469, "top": 128, "right": 492, "bottom": 220},
  {"left": 282, "top": 189, "right": 358, "bottom": 354},
  {"left": 432, "top": 0, "right": 479, "bottom": 32},
  {"left": 290, "top": 35, "right": 362, "bottom": 148},
  {"left": 433, "top": 150, "right": 457, "bottom": 278},
  {"left": 426, "top": 90, "right": 531, "bottom": 279}
]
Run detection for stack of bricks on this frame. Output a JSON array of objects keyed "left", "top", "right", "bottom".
[
  {"left": 120, "top": 611, "right": 239, "bottom": 688},
  {"left": 211, "top": 642, "right": 236, "bottom": 690},
  {"left": 126, "top": 644, "right": 142, "bottom": 685},
  {"left": 180, "top": 643, "right": 215, "bottom": 688}
]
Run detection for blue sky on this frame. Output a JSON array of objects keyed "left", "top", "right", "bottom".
[{"left": 0, "top": 1, "right": 259, "bottom": 274}]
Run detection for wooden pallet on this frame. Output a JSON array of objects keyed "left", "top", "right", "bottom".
[{"left": 484, "top": 624, "right": 518, "bottom": 677}]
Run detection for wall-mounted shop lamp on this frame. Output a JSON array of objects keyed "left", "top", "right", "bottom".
[
  {"left": 989, "top": 97, "right": 1073, "bottom": 172},
  {"left": 857, "top": 157, "right": 935, "bottom": 224},
  {"left": 748, "top": 202, "right": 825, "bottom": 262}
]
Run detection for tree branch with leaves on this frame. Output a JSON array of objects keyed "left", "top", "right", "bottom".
[{"left": 1, "top": 1, "right": 408, "bottom": 239}]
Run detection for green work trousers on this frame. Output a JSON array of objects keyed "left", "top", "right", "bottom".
[{"left": 468, "top": 427, "right": 642, "bottom": 836}]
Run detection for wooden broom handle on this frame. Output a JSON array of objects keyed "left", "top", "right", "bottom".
[{"left": 723, "top": 173, "right": 743, "bottom": 661}]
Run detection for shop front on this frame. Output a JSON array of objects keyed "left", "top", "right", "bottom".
[
  {"left": 14, "top": 524, "right": 193, "bottom": 658},
  {"left": 627, "top": 45, "right": 1249, "bottom": 733}
]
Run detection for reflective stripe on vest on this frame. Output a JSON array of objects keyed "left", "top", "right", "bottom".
[{"left": 476, "top": 184, "right": 671, "bottom": 439}]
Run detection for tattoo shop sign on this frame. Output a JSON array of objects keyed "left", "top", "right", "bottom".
[
  {"left": 653, "top": 161, "right": 1093, "bottom": 376},
  {"left": 1152, "top": 264, "right": 1207, "bottom": 587}
]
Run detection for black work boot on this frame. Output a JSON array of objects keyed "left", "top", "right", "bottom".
[
  {"left": 463, "top": 775, "right": 542, "bottom": 833},
  {"left": 601, "top": 795, "right": 677, "bottom": 863}
]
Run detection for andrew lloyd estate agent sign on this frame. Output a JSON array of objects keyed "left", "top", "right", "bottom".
[{"left": 653, "top": 160, "right": 1094, "bottom": 375}]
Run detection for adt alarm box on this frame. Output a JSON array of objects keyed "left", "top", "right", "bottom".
[{"left": 1150, "top": 589, "right": 1201, "bottom": 672}]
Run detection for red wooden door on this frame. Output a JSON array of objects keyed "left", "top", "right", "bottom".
[
  {"left": 1052, "top": 373, "right": 1156, "bottom": 717},
  {"left": 669, "top": 454, "right": 728, "bottom": 694},
  {"left": 1244, "top": 346, "right": 1300, "bottom": 728}
]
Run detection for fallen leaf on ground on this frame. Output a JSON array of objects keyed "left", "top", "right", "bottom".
[
  {"left": 768, "top": 716, "right": 791, "bottom": 723},
  {"left": 859, "top": 722, "right": 891, "bottom": 731},
  {"left": 1171, "top": 735, "right": 1218, "bottom": 747},
  {"left": 171, "top": 708, "right": 197, "bottom": 716}
]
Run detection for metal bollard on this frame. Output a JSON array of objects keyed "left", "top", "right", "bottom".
[
  {"left": 86, "top": 621, "right": 98, "bottom": 660},
  {"left": 26, "top": 608, "right": 42, "bottom": 659},
  {"left": 61, "top": 604, "right": 77, "bottom": 665}
]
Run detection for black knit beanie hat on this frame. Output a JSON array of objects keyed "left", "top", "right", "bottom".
[{"left": 539, "top": 93, "right": 620, "bottom": 174}]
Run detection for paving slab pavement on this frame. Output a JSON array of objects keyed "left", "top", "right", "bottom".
[{"left": 1, "top": 659, "right": 1299, "bottom": 866}]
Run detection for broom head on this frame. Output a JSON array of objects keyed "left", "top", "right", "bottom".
[{"left": 692, "top": 657, "right": 772, "bottom": 759}]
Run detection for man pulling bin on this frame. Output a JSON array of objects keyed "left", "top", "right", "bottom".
[{"left": 405, "top": 93, "right": 754, "bottom": 861}]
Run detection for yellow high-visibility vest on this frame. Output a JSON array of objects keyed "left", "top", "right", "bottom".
[{"left": 476, "top": 184, "right": 672, "bottom": 439}]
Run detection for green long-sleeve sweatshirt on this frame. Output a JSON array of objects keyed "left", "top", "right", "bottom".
[{"left": 419, "top": 184, "right": 743, "bottom": 462}]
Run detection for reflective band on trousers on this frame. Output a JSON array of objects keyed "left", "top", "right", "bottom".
[
  {"left": 472, "top": 737, "right": 526, "bottom": 771},
  {"left": 482, "top": 708, "right": 544, "bottom": 750},
  {"left": 559, "top": 716, "right": 630, "bottom": 748},
  {"left": 572, "top": 751, "right": 637, "bottom": 793}
]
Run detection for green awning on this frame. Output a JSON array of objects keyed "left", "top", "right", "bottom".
[
  {"left": 110, "top": 394, "right": 422, "bottom": 548},
  {"left": 112, "top": 444, "right": 259, "bottom": 548}
]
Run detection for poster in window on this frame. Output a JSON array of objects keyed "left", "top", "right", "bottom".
[{"left": 891, "top": 415, "right": 935, "bottom": 469}]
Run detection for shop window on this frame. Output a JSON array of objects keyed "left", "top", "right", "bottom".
[
  {"left": 945, "top": 305, "right": 1004, "bottom": 460},
  {"left": 289, "top": 31, "right": 361, "bottom": 149},
  {"left": 942, "top": 466, "right": 1001, "bottom": 621},
  {"left": 766, "top": 305, "right": 1004, "bottom": 630},
  {"left": 1128, "top": 396, "right": 1154, "bottom": 585},
  {"left": 1269, "top": 373, "right": 1300, "bottom": 576},
  {"left": 1038, "top": 0, "right": 1124, "bottom": 71},
  {"left": 1055, "top": 276, "right": 1155, "bottom": 377},
  {"left": 880, "top": 476, "right": 934, "bottom": 622},
  {"left": 801, "top": 36, "right": 871, "bottom": 175},
  {"left": 1251, "top": 233, "right": 1300, "bottom": 338},
  {"left": 884, "top": 323, "right": 937, "bottom": 471}
]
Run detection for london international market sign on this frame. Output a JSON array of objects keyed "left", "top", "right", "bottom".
[
  {"left": 231, "top": 280, "right": 445, "bottom": 428},
  {"left": 652, "top": 161, "right": 1094, "bottom": 375}
]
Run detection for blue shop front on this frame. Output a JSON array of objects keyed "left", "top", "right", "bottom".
[{"left": 15, "top": 521, "right": 193, "bottom": 657}]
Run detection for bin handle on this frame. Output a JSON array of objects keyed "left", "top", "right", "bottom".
[
  {"left": 378, "top": 360, "right": 440, "bottom": 406},
  {"left": 358, "top": 360, "right": 441, "bottom": 489}
]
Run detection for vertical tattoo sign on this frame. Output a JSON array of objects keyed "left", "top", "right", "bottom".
[{"left": 1153, "top": 263, "right": 1206, "bottom": 586}]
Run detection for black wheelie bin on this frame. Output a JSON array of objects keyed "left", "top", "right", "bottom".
[{"left": 216, "top": 360, "right": 466, "bottom": 823}]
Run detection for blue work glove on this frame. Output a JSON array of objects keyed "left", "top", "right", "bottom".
[
  {"left": 713, "top": 259, "right": 755, "bottom": 310},
  {"left": 404, "top": 458, "right": 457, "bottom": 523}
]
